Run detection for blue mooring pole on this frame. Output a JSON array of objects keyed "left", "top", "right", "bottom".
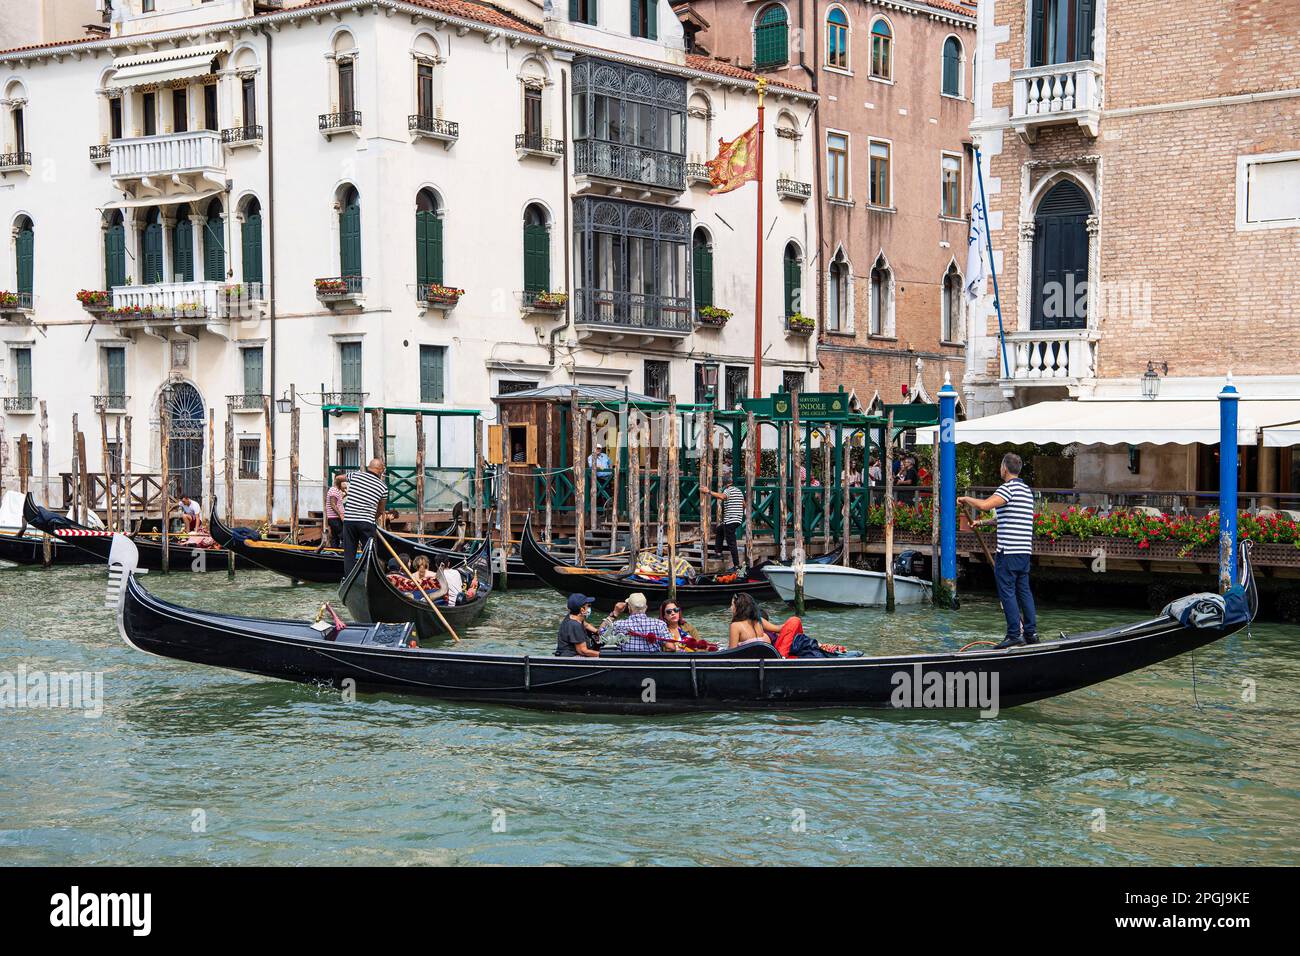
[
  {"left": 938, "top": 373, "right": 958, "bottom": 607},
  {"left": 1218, "top": 375, "right": 1239, "bottom": 591}
]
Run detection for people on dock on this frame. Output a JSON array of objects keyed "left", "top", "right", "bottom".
[
  {"left": 341, "top": 458, "right": 389, "bottom": 575},
  {"left": 325, "top": 474, "right": 348, "bottom": 548},
  {"left": 599, "top": 591, "right": 677, "bottom": 652},
  {"left": 589, "top": 444, "right": 611, "bottom": 474},
  {"left": 706, "top": 469, "right": 745, "bottom": 569},
  {"left": 555, "top": 593, "right": 601, "bottom": 657},
  {"left": 958, "top": 452, "right": 1039, "bottom": 649}
]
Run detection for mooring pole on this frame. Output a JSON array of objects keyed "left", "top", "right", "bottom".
[
  {"left": 938, "top": 373, "right": 959, "bottom": 608},
  {"left": 1219, "top": 374, "right": 1240, "bottom": 591},
  {"left": 884, "top": 409, "right": 895, "bottom": 613}
]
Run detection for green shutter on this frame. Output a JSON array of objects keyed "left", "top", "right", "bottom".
[
  {"left": 340, "top": 199, "right": 362, "bottom": 278},
  {"left": 16, "top": 226, "right": 34, "bottom": 295},
  {"left": 420, "top": 345, "right": 444, "bottom": 403},
  {"left": 783, "top": 252, "right": 801, "bottom": 317},
  {"left": 243, "top": 347, "right": 263, "bottom": 398},
  {"left": 754, "top": 7, "right": 788, "bottom": 68},
  {"left": 340, "top": 342, "right": 362, "bottom": 394},
  {"left": 416, "top": 210, "right": 442, "bottom": 286},
  {"left": 15, "top": 349, "right": 31, "bottom": 398},
  {"left": 570, "top": 0, "right": 596, "bottom": 26},
  {"left": 523, "top": 222, "right": 549, "bottom": 294},
  {"left": 242, "top": 212, "right": 263, "bottom": 286},
  {"left": 142, "top": 219, "right": 164, "bottom": 284},
  {"left": 105, "top": 223, "right": 126, "bottom": 290},
  {"left": 203, "top": 211, "right": 225, "bottom": 281},
  {"left": 173, "top": 216, "right": 193, "bottom": 283},
  {"left": 106, "top": 348, "right": 125, "bottom": 397},
  {"left": 647, "top": 0, "right": 657, "bottom": 40},
  {"left": 692, "top": 238, "right": 712, "bottom": 308}
]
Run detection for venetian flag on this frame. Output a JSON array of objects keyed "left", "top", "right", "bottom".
[
  {"left": 964, "top": 198, "right": 988, "bottom": 302},
  {"left": 706, "top": 124, "right": 759, "bottom": 195}
]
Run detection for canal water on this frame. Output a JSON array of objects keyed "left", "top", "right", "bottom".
[{"left": 1, "top": 563, "right": 1297, "bottom": 866}]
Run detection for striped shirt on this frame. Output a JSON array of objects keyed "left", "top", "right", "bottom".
[
  {"left": 343, "top": 469, "right": 389, "bottom": 524},
  {"left": 325, "top": 486, "right": 345, "bottom": 521},
  {"left": 721, "top": 485, "right": 745, "bottom": 525},
  {"left": 993, "top": 478, "right": 1035, "bottom": 555}
]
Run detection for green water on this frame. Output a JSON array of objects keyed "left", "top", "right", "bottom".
[{"left": 1, "top": 563, "right": 1297, "bottom": 866}]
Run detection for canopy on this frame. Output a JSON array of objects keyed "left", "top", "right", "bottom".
[
  {"left": 918, "top": 398, "right": 1300, "bottom": 447},
  {"left": 100, "top": 187, "right": 223, "bottom": 211},
  {"left": 111, "top": 42, "right": 230, "bottom": 87}
]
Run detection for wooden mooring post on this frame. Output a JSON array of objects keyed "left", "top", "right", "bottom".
[
  {"left": 40, "top": 402, "right": 51, "bottom": 566},
  {"left": 570, "top": 390, "right": 585, "bottom": 567},
  {"left": 158, "top": 397, "right": 170, "bottom": 574},
  {"left": 473, "top": 416, "right": 484, "bottom": 542},
  {"left": 123, "top": 416, "right": 133, "bottom": 536},
  {"left": 544, "top": 402, "right": 554, "bottom": 546},
  {"left": 497, "top": 408, "right": 510, "bottom": 592},
  {"left": 261, "top": 395, "right": 274, "bottom": 532},
  {"left": 414, "top": 411, "right": 425, "bottom": 540},
  {"left": 841, "top": 426, "right": 853, "bottom": 567},
  {"left": 627, "top": 410, "right": 641, "bottom": 573},
  {"left": 884, "top": 409, "right": 896, "bottom": 613},
  {"left": 791, "top": 388, "right": 805, "bottom": 615},
  {"left": 98, "top": 410, "right": 112, "bottom": 530},
  {"left": 744, "top": 408, "right": 756, "bottom": 569},
  {"left": 289, "top": 386, "right": 301, "bottom": 544},
  {"left": 666, "top": 395, "right": 679, "bottom": 602}
]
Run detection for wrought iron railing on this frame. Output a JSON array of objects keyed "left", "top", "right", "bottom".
[
  {"left": 221, "top": 125, "right": 264, "bottom": 144},
  {"left": 320, "top": 391, "right": 369, "bottom": 408},
  {"left": 515, "top": 133, "right": 564, "bottom": 155},
  {"left": 0, "top": 152, "right": 32, "bottom": 169},
  {"left": 776, "top": 178, "right": 812, "bottom": 199},
  {"left": 573, "top": 139, "right": 686, "bottom": 190},
  {"left": 3, "top": 395, "right": 34, "bottom": 412},
  {"left": 226, "top": 393, "right": 268, "bottom": 411},
  {"left": 686, "top": 162, "right": 711, "bottom": 182},
  {"left": 93, "top": 394, "right": 129, "bottom": 412},
  {"left": 315, "top": 275, "right": 364, "bottom": 298},
  {"left": 574, "top": 288, "right": 694, "bottom": 334},
  {"left": 319, "top": 111, "right": 362, "bottom": 131},
  {"left": 409, "top": 114, "right": 459, "bottom": 139},
  {"left": 89, "top": 144, "right": 110, "bottom": 162},
  {"left": 2, "top": 292, "right": 34, "bottom": 311}
]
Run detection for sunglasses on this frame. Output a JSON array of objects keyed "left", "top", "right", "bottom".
[{"left": 664, "top": 607, "right": 681, "bottom": 614}]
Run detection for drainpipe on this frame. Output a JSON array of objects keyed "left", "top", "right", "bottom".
[
  {"left": 265, "top": 29, "right": 277, "bottom": 429},
  {"left": 550, "top": 65, "right": 571, "bottom": 368}
]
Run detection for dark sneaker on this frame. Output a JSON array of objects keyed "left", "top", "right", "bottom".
[
  {"left": 994, "top": 635, "right": 1027, "bottom": 649},
  {"left": 1023, "top": 633, "right": 1041, "bottom": 645}
]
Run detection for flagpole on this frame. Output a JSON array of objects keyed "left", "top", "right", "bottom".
[
  {"left": 753, "top": 78, "right": 766, "bottom": 399},
  {"left": 974, "top": 146, "right": 1010, "bottom": 379}
]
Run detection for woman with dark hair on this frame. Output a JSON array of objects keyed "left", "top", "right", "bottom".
[
  {"left": 659, "top": 599, "right": 700, "bottom": 646},
  {"left": 729, "top": 593, "right": 778, "bottom": 648}
]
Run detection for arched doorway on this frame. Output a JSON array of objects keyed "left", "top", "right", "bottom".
[
  {"left": 1031, "top": 179, "right": 1090, "bottom": 330},
  {"left": 165, "top": 382, "right": 206, "bottom": 501}
]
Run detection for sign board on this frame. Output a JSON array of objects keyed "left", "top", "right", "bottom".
[
  {"left": 740, "top": 391, "right": 853, "bottom": 422},
  {"left": 883, "top": 403, "right": 939, "bottom": 427}
]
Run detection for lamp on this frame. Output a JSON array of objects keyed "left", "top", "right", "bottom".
[
  {"left": 1141, "top": 361, "right": 1168, "bottom": 400},
  {"left": 700, "top": 359, "right": 720, "bottom": 404},
  {"left": 275, "top": 389, "right": 294, "bottom": 414}
]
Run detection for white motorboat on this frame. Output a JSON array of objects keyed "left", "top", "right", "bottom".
[{"left": 762, "top": 563, "right": 932, "bottom": 607}]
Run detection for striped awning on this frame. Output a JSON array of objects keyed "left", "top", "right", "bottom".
[{"left": 111, "top": 41, "right": 231, "bottom": 87}]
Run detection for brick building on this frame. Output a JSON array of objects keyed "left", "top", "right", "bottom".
[
  {"left": 674, "top": 0, "right": 976, "bottom": 409},
  {"left": 965, "top": 0, "right": 1300, "bottom": 495}
]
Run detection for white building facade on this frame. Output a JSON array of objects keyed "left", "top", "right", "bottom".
[{"left": 0, "top": 0, "right": 818, "bottom": 519}]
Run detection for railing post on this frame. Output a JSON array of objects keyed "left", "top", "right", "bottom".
[
  {"left": 1219, "top": 375, "right": 1239, "bottom": 591},
  {"left": 938, "top": 373, "right": 959, "bottom": 608}
]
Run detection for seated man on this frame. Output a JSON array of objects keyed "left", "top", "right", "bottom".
[
  {"left": 556, "top": 593, "right": 601, "bottom": 658},
  {"left": 598, "top": 591, "right": 677, "bottom": 652}
]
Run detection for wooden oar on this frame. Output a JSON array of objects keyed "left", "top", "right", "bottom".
[
  {"left": 376, "top": 532, "right": 461, "bottom": 643},
  {"left": 963, "top": 495, "right": 1004, "bottom": 613}
]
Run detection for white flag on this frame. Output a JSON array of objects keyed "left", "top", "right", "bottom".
[{"left": 964, "top": 198, "right": 986, "bottom": 302}]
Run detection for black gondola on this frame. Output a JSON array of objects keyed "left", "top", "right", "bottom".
[
  {"left": 0, "top": 530, "right": 98, "bottom": 566},
  {"left": 519, "top": 515, "right": 842, "bottom": 609},
  {"left": 338, "top": 535, "right": 492, "bottom": 641},
  {"left": 115, "top": 538, "right": 1258, "bottom": 714},
  {"left": 21, "top": 492, "right": 251, "bottom": 572}
]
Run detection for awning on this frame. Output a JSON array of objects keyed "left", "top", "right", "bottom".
[
  {"left": 111, "top": 41, "right": 231, "bottom": 87},
  {"left": 918, "top": 398, "right": 1300, "bottom": 447},
  {"left": 100, "top": 187, "right": 223, "bottom": 211}
]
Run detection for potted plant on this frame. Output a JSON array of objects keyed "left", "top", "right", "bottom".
[
  {"left": 529, "top": 290, "right": 567, "bottom": 310},
  {"left": 314, "top": 277, "right": 350, "bottom": 297},
  {"left": 785, "top": 312, "right": 815, "bottom": 334},
  {"left": 425, "top": 283, "right": 465, "bottom": 307},
  {"left": 77, "top": 289, "right": 110, "bottom": 313},
  {"left": 696, "top": 305, "right": 732, "bottom": 327},
  {"left": 0, "top": 291, "right": 18, "bottom": 308}
]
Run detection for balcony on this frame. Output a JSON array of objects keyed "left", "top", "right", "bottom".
[
  {"left": 89, "top": 144, "right": 110, "bottom": 165},
  {"left": 0, "top": 151, "right": 31, "bottom": 176},
  {"left": 321, "top": 391, "right": 368, "bottom": 409},
  {"left": 93, "top": 394, "right": 129, "bottom": 413},
  {"left": 0, "top": 292, "right": 34, "bottom": 323},
  {"left": 686, "top": 162, "right": 711, "bottom": 186},
  {"left": 409, "top": 114, "right": 458, "bottom": 148},
  {"left": 417, "top": 283, "right": 464, "bottom": 312},
  {"left": 1011, "top": 62, "right": 1102, "bottom": 142},
  {"left": 573, "top": 140, "right": 686, "bottom": 194},
  {"left": 777, "top": 178, "right": 812, "bottom": 202},
  {"left": 3, "top": 396, "right": 35, "bottom": 413},
  {"left": 320, "top": 111, "right": 362, "bottom": 139},
  {"left": 521, "top": 290, "right": 568, "bottom": 317},
  {"left": 107, "top": 281, "right": 232, "bottom": 338},
  {"left": 573, "top": 288, "right": 694, "bottom": 341},
  {"left": 516, "top": 133, "right": 563, "bottom": 163},
  {"left": 221, "top": 125, "right": 263, "bottom": 148},
  {"left": 1001, "top": 328, "right": 1100, "bottom": 394},
  {"left": 109, "top": 130, "right": 224, "bottom": 195},
  {"left": 226, "top": 393, "right": 268, "bottom": 413},
  {"left": 784, "top": 314, "right": 815, "bottom": 337},
  {"left": 315, "top": 275, "right": 364, "bottom": 311}
]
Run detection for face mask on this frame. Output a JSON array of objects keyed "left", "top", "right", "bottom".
[{"left": 580, "top": 606, "right": 591, "bottom": 617}]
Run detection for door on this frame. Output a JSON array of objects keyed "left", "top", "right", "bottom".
[
  {"left": 203, "top": 203, "right": 225, "bottom": 282},
  {"left": 142, "top": 212, "right": 164, "bottom": 285},
  {"left": 16, "top": 222, "right": 33, "bottom": 296},
  {"left": 166, "top": 382, "right": 206, "bottom": 501},
  {"left": 339, "top": 193, "right": 362, "bottom": 279},
  {"left": 415, "top": 206, "right": 442, "bottom": 286},
  {"left": 105, "top": 216, "right": 126, "bottom": 289},
  {"left": 523, "top": 214, "right": 548, "bottom": 295},
  {"left": 692, "top": 232, "right": 712, "bottom": 309},
  {"left": 242, "top": 208, "right": 263, "bottom": 286},
  {"left": 1031, "top": 180, "right": 1090, "bottom": 331},
  {"left": 173, "top": 209, "right": 193, "bottom": 283}
]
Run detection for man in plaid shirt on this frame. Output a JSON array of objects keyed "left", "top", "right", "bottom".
[{"left": 598, "top": 592, "right": 675, "bottom": 653}]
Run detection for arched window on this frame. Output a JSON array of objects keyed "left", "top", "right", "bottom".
[
  {"left": 1031, "top": 179, "right": 1091, "bottom": 331},
  {"left": 415, "top": 188, "right": 442, "bottom": 289},
  {"left": 828, "top": 250, "right": 849, "bottom": 332},
  {"left": 172, "top": 204, "right": 193, "bottom": 283},
  {"left": 692, "top": 227, "right": 713, "bottom": 310},
  {"left": 104, "top": 211, "right": 126, "bottom": 290},
  {"left": 869, "top": 254, "right": 892, "bottom": 335},
  {"left": 339, "top": 186, "right": 361, "bottom": 280},
  {"left": 870, "top": 19, "right": 893, "bottom": 80},
  {"left": 754, "top": 5, "right": 789, "bottom": 70},
  {"left": 941, "top": 263, "right": 962, "bottom": 342},
  {"left": 15, "top": 216, "right": 34, "bottom": 298},
  {"left": 942, "top": 37, "right": 962, "bottom": 96},
  {"left": 141, "top": 208, "right": 164, "bottom": 285},
  {"left": 523, "top": 203, "right": 550, "bottom": 297},
  {"left": 241, "top": 198, "right": 263, "bottom": 288},
  {"left": 783, "top": 242, "right": 802, "bottom": 318},
  {"left": 203, "top": 199, "right": 225, "bottom": 282},
  {"left": 826, "top": 8, "right": 849, "bottom": 70}
]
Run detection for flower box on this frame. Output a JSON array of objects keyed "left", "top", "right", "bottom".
[
  {"left": 526, "top": 291, "right": 568, "bottom": 311},
  {"left": 315, "top": 278, "right": 351, "bottom": 297},
  {"left": 425, "top": 284, "right": 465, "bottom": 308},
  {"left": 696, "top": 306, "right": 732, "bottom": 327},
  {"left": 0, "top": 291, "right": 18, "bottom": 308},
  {"left": 785, "top": 313, "right": 815, "bottom": 335}
]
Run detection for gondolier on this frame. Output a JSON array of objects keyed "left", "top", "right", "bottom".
[
  {"left": 341, "top": 458, "right": 390, "bottom": 576},
  {"left": 706, "top": 470, "right": 746, "bottom": 569},
  {"left": 958, "top": 452, "right": 1038, "bottom": 649}
]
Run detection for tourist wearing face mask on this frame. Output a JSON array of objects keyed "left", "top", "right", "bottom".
[{"left": 556, "top": 593, "right": 601, "bottom": 657}]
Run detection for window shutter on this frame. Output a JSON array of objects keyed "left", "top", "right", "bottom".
[
  {"left": 106, "top": 349, "right": 126, "bottom": 397},
  {"left": 526, "top": 424, "right": 539, "bottom": 465},
  {"left": 340, "top": 200, "right": 361, "bottom": 278},
  {"left": 340, "top": 342, "right": 362, "bottom": 393},
  {"left": 420, "top": 345, "right": 444, "bottom": 403},
  {"left": 16, "top": 227, "right": 33, "bottom": 295},
  {"left": 105, "top": 224, "right": 126, "bottom": 290},
  {"left": 486, "top": 424, "right": 505, "bottom": 465},
  {"left": 783, "top": 253, "right": 801, "bottom": 317},
  {"left": 242, "top": 213, "right": 263, "bottom": 285},
  {"left": 692, "top": 239, "right": 712, "bottom": 308},
  {"left": 143, "top": 220, "right": 164, "bottom": 284},
  {"left": 416, "top": 210, "right": 442, "bottom": 286},
  {"left": 172, "top": 217, "right": 193, "bottom": 283},
  {"left": 243, "top": 348, "right": 263, "bottom": 397},
  {"left": 647, "top": 0, "right": 657, "bottom": 40},
  {"left": 204, "top": 211, "right": 225, "bottom": 281},
  {"left": 523, "top": 222, "right": 549, "bottom": 294},
  {"left": 15, "top": 350, "right": 31, "bottom": 398},
  {"left": 1030, "top": 0, "right": 1045, "bottom": 67},
  {"left": 1076, "top": 0, "right": 1096, "bottom": 60}
]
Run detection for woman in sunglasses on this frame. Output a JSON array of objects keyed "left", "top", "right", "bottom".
[{"left": 658, "top": 600, "right": 700, "bottom": 649}]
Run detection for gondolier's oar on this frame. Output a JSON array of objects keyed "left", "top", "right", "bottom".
[
  {"left": 963, "top": 494, "right": 1004, "bottom": 613},
  {"left": 377, "top": 532, "right": 461, "bottom": 643}
]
